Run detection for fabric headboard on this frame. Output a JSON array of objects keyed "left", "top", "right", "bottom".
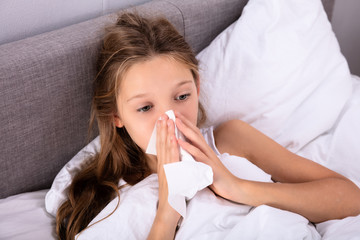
[{"left": 0, "top": 0, "right": 335, "bottom": 198}]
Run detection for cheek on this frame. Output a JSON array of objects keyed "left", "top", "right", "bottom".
[
  {"left": 127, "top": 126, "right": 151, "bottom": 151},
  {"left": 178, "top": 98, "right": 199, "bottom": 126},
  {"left": 118, "top": 105, "right": 155, "bottom": 151},
  {"left": 123, "top": 117, "right": 157, "bottom": 152}
]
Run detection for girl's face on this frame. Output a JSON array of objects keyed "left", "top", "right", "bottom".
[{"left": 114, "top": 55, "right": 200, "bottom": 152}]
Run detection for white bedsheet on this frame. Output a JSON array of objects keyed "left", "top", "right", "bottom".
[
  {"left": 1, "top": 76, "right": 360, "bottom": 240},
  {"left": 0, "top": 190, "right": 55, "bottom": 240}
]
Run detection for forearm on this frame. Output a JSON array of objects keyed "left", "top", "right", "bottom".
[
  {"left": 231, "top": 177, "right": 360, "bottom": 223},
  {"left": 147, "top": 205, "right": 180, "bottom": 240}
]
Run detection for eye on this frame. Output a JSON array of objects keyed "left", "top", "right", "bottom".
[
  {"left": 176, "top": 93, "right": 190, "bottom": 101},
  {"left": 137, "top": 105, "right": 152, "bottom": 112}
]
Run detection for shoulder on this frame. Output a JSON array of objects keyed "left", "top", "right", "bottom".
[
  {"left": 213, "top": 119, "right": 250, "bottom": 158},
  {"left": 214, "top": 119, "right": 249, "bottom": 138}
]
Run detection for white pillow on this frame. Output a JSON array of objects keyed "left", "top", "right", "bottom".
[
  {"left": 198, "top": 0, "right": 352, "bottom": 152},
  {"left": 297, "top": 75, "right": 360, "bottom": 187}
]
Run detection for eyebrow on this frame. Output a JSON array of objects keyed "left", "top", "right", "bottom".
[{"left": 126, "top": 80, "right": 193, "bottom": 103}]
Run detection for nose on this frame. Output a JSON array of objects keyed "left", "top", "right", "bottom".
[{"left": 157, "top": 103, "right": 177, "bottom": 119}]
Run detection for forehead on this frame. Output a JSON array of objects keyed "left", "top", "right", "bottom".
[{"left": 119, "top": 55, "right": 194, "bottom": 96}]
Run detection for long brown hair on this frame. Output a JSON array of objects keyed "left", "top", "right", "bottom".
[{"left": 56, "top": 12, "right": 206, "bottom": 239}]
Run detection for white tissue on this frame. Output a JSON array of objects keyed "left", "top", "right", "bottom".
[{"left": 146, "top": 110, "right": 213, "bottom": 217}]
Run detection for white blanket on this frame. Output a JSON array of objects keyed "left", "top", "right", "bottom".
[
  {"left": 75, "top": 134, "right": 320, "bottom": 239},
  {"left": 76, "top": 176, "right": 320, "bottom": 240}
]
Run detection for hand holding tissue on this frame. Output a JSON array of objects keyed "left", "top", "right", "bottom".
[{"left": 146, "top": 110, "right": 213, "bottom": 217}]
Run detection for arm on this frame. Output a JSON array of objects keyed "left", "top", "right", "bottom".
[
  {"left": 214, "top": 119, "right": 360, "bottom": 222},
  {"left": 148, "top": 115, "right": 181, "bottom": 239},
  {"left": 148, "top": 188, "right": 180, "bottom": 240},
  {"left": 175, "top": 113, "right": 360, "bottom": 223}
]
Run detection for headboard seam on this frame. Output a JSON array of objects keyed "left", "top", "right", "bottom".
[{"left": 162, "top": 0, "right": 186, "bottom": 37}]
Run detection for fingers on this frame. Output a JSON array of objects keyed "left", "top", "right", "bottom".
[
  {"left": 167, "top": 118, "right": 180, "bottom": 164},
  {"left": 156, "top": 115, "right": 168, "bottom": 166},
  {"left": 174, "top": 111, "right": 200, "bottom": 134},
  {"left": 177, "top": 138, "right": 207, "bottom": 162},
  {"left": 174, "top": 111, "right": 210, "bottom": 156},
  {"left": 156, "top": 114, "right": 179, "bottom": 168}
]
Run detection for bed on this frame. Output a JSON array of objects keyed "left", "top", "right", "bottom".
[{"left": 1, "top": 0, "right": 359, "bottom": 239}]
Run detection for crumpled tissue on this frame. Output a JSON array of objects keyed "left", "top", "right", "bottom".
[{"left": 146, "top": 110, "right": 213, "bottom": 218}]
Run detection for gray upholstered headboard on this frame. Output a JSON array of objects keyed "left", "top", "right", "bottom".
[{"left": 0, "top": 0, "right": 334, "bottom": 198}]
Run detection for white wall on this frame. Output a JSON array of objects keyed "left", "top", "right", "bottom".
[
  {"left": 0, "top": 0, "right": 151, "bottom": 45},
  {"left": 332, "top": 0, "right": 360, "bottom": 76}
]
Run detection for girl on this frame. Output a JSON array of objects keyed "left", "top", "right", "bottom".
[{"left": 56, "top": 12, "right": 360, "bottom": 239}]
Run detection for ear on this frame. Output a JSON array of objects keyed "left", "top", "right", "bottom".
[{"left": 114, "top": 114, "right": 124, "bottom": 128}]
